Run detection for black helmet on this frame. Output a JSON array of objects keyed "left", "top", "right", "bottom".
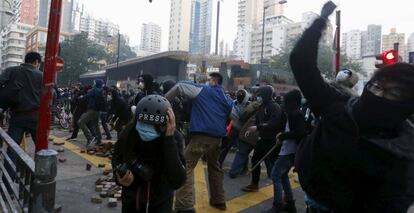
[{"left": 136, "top": 95, "right": 171, "bottom": 125}]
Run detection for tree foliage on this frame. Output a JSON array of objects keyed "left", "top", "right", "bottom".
[
  {"left": 106, "top": 34, "right": 137, "bottom": 64},
  {"left": 269, "top": 36, "right": 364, "bottom": 81},
  {"left": 58, "top": 32, "right": 107, "bottom": 85},
  {"left": 58, "top": 32, "right": 137, "bottom": 85}
]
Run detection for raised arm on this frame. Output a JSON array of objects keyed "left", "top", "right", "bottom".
[{"left": 289, "top": 2, "right": 344, "bottom": 116}]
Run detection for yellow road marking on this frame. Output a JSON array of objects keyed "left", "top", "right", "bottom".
[
  {"left": 50, "top": 136, "right": 112, "bottom": 169},
  {"left": 51, "top": 136, "right": 301, "bottom": 212},
  {"left": 194, "top": 161, "right": 210, "bottom": 210}
]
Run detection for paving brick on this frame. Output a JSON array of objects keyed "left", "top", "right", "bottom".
[
  {"left": 58, "top": 158, "right": 66, "bottom": 163},
  {"left": 57, "top": 148, "right": 64, "bottom": 153},
  {"left": 86, "top": 163, "right": 92, "bottom": 171},
  {"left": 91, "top": 196, "right": 102, "bottom": 204},
  {"left": 95, "top": 185, "right": 103, "bottom": 192},
  {"left": 107, "top": 198, "right": 117, "bottom": 207}
]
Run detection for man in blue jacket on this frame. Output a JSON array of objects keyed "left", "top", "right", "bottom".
[
  {"left": 78, "top": 79, "right": 105, "bottom": 146},
  {"left": 165, "top": 73, "right": 233, "bottom": 213}
]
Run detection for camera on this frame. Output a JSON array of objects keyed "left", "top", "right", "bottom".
[
  {"left": 115, "top": 161, "right": 154, "bottom": 182},
  {"left": 130, "top": 161, "right": 154, "bottom": 182}
]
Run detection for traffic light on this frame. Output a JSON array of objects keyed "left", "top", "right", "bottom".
[{"left": 375, "top": 50, "right": 399, "bottom": 68}]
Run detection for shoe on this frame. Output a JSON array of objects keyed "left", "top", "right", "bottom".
[
  {"left": 210, "top": 201, "right": 226, "bottom": 211},
  {"left": 241, "top": 183, "right": 259, "bottom": 192},
  {"left": 106, "top": 136, "right": 112, "bottom": 140},
  {"left": 283, "top": 200, "right": 297, "bottom": 213},
  {"left": 174, "top": 209, "right": 196, "bottom": 213}
]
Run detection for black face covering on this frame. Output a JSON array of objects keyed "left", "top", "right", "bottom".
[{"left": 352, "top": 87, "right": 414, "bottom": 131}]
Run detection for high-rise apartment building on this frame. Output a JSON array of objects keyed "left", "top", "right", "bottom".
[
  {"left": 0, "top": 23, "right": 32, "bottom": 69},
  {"left": 79, "top": 14, "right": 119, "bottom": 45},
  {"left": 382, "top": 28, "right": 407, "bottom": 62},
  {"left": 38, "top": 0, "right": 74, "bottom": 33},
  {"left": 234, "top": 0, "right": 264, "bottom": 62},
  {"left": 140, "top": 22, "right": 161, "bottom": 53},
  {"left": 189, "top": 0, "right": 212, "bottom": 54},
  {"left": 168, "top": 0, "right": 192, "bottom": 51},
  {"left": 17, "top": 0, "right": 37, "bottom": 25},
  {"left": 361, "top": 24, "right": 381, "bottom": 57},
  {"left": 342, "top": 30, "right": 363, "bottom": 60}
]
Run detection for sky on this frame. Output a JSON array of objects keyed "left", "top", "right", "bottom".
[{"left": 78, "top": 0, "right": 414, "bottom": 52}]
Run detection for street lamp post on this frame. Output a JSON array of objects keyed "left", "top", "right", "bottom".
[
  {"left": 260, "top": 0, "right": 287, "bottom": 75},
  {"left": 117, "top": 30, "right": 120, "bottom": 69}
]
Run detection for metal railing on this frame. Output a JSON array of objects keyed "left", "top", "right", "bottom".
[{"left": 0, "top": 127, "right": 57, "bottom": 213}]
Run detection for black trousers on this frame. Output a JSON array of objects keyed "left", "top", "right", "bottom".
[{"left": 251, "top": 138, "right": 280, "bottom": 184}]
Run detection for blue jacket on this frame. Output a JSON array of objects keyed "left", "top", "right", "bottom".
[
  {"left": 165, "top": 81, "right": 233, "bottom": 138},
  {"left": 84, "top": 87, "right": 103, "bottom": 111}
]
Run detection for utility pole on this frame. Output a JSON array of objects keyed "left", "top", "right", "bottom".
[
  {"left": 335, "top": 10, "right": 341, "bottom": 74},
  {"left": 215, "top": 0, "right": 221, "bottom": 55},
  {"left": 36, "top": 0, "right": 64, "bottom": 152}
]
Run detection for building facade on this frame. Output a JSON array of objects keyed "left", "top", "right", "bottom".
[
  {"left": 38, "top": 0, "right": 74, "bottom": 33},
  {"left": 0, "top": 23, "right": 32, "bottom": 69},
  {"left": 382, "top": 28, "right": 407, "bottom": 62},
  {"left": 140, "top": 22, "right": 161, "bottom": 53},
  {"left": 361, "top": 24, "right": 381, "bottom": 57},
  {"left": 26, "top": 26, "right": 72, "bottom": 57},
  {"left": 17, "top": 0, "right": 37, "bottom": 25},
  {"left": 168, "top": 0, "right": 192, "bottom": 51},
  {"left": 79, "top": 14, "right": 119, "bottom": 45},
  {"left": 189, "top": 0, "right": 212, "bottom": 55},
  {"left": 249, "top": 15, "right": 292, "bottom": 63},
  {"left": 342, "top": 30, "right": 363, "bottom": 60},
  {"left": 234, "top": 0, "right": 263, "bottom": 62}
]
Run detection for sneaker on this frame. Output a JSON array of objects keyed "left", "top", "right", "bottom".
[
  {"left": 241, "top": 183, "right": 259, "bottom": 192},
  {"left": 210, "top": 201, "right": 226, "bottom": 211}
]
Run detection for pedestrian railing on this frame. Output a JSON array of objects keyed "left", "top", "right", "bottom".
[{"left": 0, "top": 127, "right": 57, "bottom": 213}]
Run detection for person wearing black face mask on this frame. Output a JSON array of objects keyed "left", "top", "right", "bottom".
[
  {"left": 241, "top": 86, "right": 285, "bottom": 192},
  {"left": 290, "top": 1, "right": 414, "bottom": 213},
  {"left": 112, "top": 95, "right": 186, "bottom": 213}
]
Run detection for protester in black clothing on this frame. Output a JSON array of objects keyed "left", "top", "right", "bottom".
[
  {"left": 100, "top": 86, "right": 112, "bottom": 140},
  {"left": 241, "top": 85, "right": 285, "bottom": 192},
  {"left": 263, "top": 89, "right": 306, "bottom": 213},
  {"left": 291, "top": 2, "right": 414, "bottom": 212},
  {"left": 112, "top": 95, "right": 186, "bottom": 213},
  {"left": 67, "top": 86, "right": 95, "bottom": 140},
  {"left": 134, "top": 74, "right": 158, "bottom": 105},
  {"left": 108, "top": 89, "right": 131, "bottom": 139}
]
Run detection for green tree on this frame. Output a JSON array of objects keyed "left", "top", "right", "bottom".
[
  {"left": 107, "top": 34, "right": 137, "bottom": 64},
  {"left": 269, "top": 36, "right": 365, "bottom": 80},
  {"left": 58, "top": 32, "right": 108, "bottom": 85}
]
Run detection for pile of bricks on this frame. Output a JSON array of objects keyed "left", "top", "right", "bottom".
[
  {"left": 91, "top": 170, "right": 122, "bottom": 208},
  {"left": 83, "top": 142, "right": 114, "bottom": 159}
]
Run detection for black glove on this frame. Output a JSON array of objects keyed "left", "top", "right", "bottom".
[{"left": 320, "top": 1, "right": 337, "bottom": 19}]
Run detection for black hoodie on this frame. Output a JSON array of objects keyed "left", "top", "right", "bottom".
[
  {"left": 255, "top": 86, "right": 285, "bottom": 140},
  {"left": 278, "top": 89, "right": 306, "bottom": 142},
  {"left": 134, "top": 74, "right": 158, "bottom": 105},
  {"left": 290, "top": 18, "right": 414, "bottom": 213}
]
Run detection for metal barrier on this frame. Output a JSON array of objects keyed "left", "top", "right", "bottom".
[{"left": 0, "top": 127, "right": 57, "bottom": 213}]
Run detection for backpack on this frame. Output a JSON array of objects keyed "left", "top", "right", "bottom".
[
  {"left": 0, "top": 68, "right": 24, "bottom": 110},
  {"left": 95, "top": 90, "right": 106, "bottom": 111}
]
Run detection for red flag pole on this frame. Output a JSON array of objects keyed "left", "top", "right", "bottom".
[{"left": 36, "top": 0, "right": 63, "bottom": 152}]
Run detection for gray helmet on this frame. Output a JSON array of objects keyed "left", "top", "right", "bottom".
[{"left": 136, "top": 95, "right": 171, "bottom": 125}]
